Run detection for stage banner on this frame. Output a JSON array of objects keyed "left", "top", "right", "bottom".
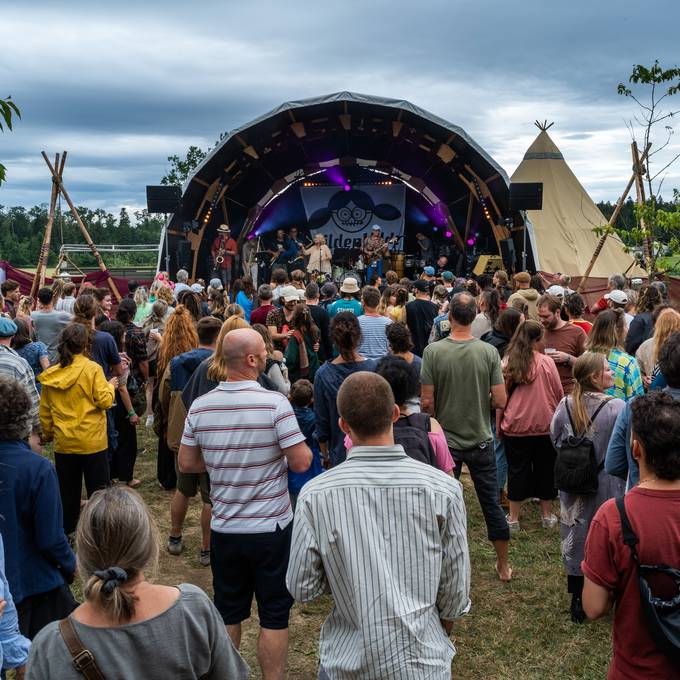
[{"left": 301, "top": 184, "right": 405, "bottom": 250}]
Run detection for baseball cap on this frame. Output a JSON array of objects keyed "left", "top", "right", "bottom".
[
  {"left": 280, "top": 286, "right": 300, "bottom": 303},
  {"left": 423, "top": 266, "right": 435, "bottom": 277},
  {"left": 605, "top": 290, "right": 628, "bottom": 305},
  {"left": 546, "top": 285, "right": 565, "bottom": 298},
  {"left": 190, "top": 283, "right": 204, "bottom": 293},
  {"left": 209, "top": 278, "right": 223, "bottom": 290},
  {"left": 320, "top": 282, "right": 338, "bottom": 298},
  {"left": 0, "top": 317, "right": 17, "bottom": 337},
  {"left": 371, "top": 225, "right": 381, "bottom": 231},
  {"left": 441, "top": 271, "right": 454, "bottom": 282},
  {"left": 412, "top": 279, "right": 430, "bottom": 293}
]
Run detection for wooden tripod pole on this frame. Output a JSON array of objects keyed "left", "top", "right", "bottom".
[
  {"left": 632, "top": 141, "right": 653, "bottom": 274},
  {"left": 576, "top": 142, "right": 651, "bottom": 292},
  {"left": 42, "top": 158, "right": 123, "bottom": 301},
  {"left": 31, "top": 152, "right": 63, "bottom": 299}
]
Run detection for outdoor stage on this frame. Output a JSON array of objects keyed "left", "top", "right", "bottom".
[{"left": 159, "top": 92, "right": 531, "bottom": 284}]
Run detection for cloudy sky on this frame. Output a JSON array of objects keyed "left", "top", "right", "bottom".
[{"left": 1, "top": 1, "right": 678, "bottom": 213}]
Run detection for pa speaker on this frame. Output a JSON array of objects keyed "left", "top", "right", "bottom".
[
  {"left": 176, "top": 239, "right": 192, "bottom": 272},
  {"left": 509, "top": 182, "right": 543, "bottom": 211},
  {"left": 500, "top": 237, "right": 517, "bottom": 272},
  {"left": 146, "top": 185, "right": 181, "bottom": 214}
]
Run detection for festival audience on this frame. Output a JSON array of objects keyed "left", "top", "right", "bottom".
[
  {"left": 303, "top": 283, "right": 331, "bottom": 362},
  {"left": 471, "top": 288, "right": 500, "bottom": 339},
  {"left": 287, "top": 371, "right": 470, "bottom": 678},
  {"left": 563, "top": 292, "right": 592, "bottom": 334},
  {"left": 357, "top": 286, "right": 392, "bottom": 359},
  {"left": 250, "top": 284, "right": 275, "bottom": 326},
  {"left": 179, "top": 328, "right": 311, "bottom": 680},
  {"left": 233, "top": 276, "right": 255, "bottom": 323},
  {"left": 284, "top": 304, "right": 320, "bottom": 383},
  {"left": 507, "top": 272, "right": 540, "bottom": 320},
  {"left": 634, "top": 305, "right": 680, "bottom": 385},
  {"left": 142, "top": 299, "right": 168, "bottom": 426},
  {"left": 421, "top": 292, "right": 512, "bottom": 582},
  {"left": 11, "top": 318, "right": 49, "bottom": 390},
  {"left": 267, "top": 286, "right": 299, "bottom": 349},
  {"left": 1, "top": 280, "right": 21, "bottom": 318},
  {"left": 389, "top": 285, "right": 409, "bottom": 323},
  {"left": 30, "top": 287, "right": 71, "bottom": 364},
  {"left": 550, "top": 352, "right": 625, "bottom": 623},
  {"left": 405, "top": 279, "right": 438, "bottom": 356},
  {"left": 328, "top": 278, "right": 362, "bottom": 318},
  {"left": 624, "top": 284, "right": 662, "bottom": 355},
  {"left": 582, "top": 390, "right": 680, "bottom": 678},
  {"left": 133, "top": 285, "right": 152, "bottom": 324}
]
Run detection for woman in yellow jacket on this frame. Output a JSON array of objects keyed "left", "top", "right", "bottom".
[{"left": 39, "top": 323, "right": 118, "bottom": 535}]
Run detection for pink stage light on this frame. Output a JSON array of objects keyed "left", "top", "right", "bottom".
[
  {"left": 467, "top": 238, "right": 475, "bottom": 246},
  {"left": 445, "top": 230, "right": 452, "bottom": 239},
  {"left": 343, "top": 184, "right": 351, "bottom": 192}
]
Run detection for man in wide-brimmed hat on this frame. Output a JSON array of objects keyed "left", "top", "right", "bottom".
[
  {"left": 362, "top": 226, "right": 386, "bottom": 283},
  {"left": 211, "top": 224, "right": 237, "bottom": 291},
  {"left": 328, "top": 277, "right": 363, "bottom": 318}
]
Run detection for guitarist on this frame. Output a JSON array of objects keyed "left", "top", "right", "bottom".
[
  {"left": 362, "top": 225, "right": 388, "bottom": 283},
  {"left": 268, "top": 229, "right": 290, "bottom": 270},
  {"left": 286, "top": 226, "right": 305, "bottom": 273}
]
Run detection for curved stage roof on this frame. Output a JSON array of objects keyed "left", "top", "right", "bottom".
[{"left": 163, "top": 92, "right": 526, "bottom": 277}]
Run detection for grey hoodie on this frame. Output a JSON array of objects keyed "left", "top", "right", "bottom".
[{"left": 506, "top": 287, "right": 540, "bottom": 320}]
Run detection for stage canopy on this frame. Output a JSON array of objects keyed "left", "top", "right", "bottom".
[
  {"left": 161, "top": 91, "right": 528, "bottom": 278},
  {"left": 512, "top": 128, "right": 645, "bottom": 279}
]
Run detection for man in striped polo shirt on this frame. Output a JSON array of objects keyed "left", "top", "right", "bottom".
[
  {"left": 179, "top": 327, "right": 312, "bottom": 680},
  {"left": 287, "top": 371, "right": 470, "bottom": 679}
]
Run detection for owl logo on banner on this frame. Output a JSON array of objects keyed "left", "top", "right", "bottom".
[{"left": 308, "top": 188, "right": 401, "bottom": 234}]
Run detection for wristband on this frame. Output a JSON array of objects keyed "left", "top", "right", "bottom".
[{"left": 127, "top": 410, "right": 136, "bottom": 418}]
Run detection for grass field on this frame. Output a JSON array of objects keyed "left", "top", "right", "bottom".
[{"left": 64, "top": 427, "right": 614, "bottom": 679}]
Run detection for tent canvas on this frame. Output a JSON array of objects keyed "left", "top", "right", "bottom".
[{"left": 511, "top": 129, "right": 644, "bottom": 279}]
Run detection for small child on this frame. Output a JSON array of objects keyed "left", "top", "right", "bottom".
[{"left": 288, "top": 379, "right": 323, "bottom": 508}]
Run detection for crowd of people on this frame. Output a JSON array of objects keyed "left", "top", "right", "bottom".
[{"left": 0, "top": 265, "right": 679, "bottom": 679}]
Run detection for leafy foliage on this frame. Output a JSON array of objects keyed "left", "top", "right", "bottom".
[
  {"left": 0, "top": 95, "right": 21, "bottom": 186},
  {"left": 159, "top": 132, "right": 228, "bottom": 186},
  {"left": 616, "top": 60, "right": 680, "bottom": 274}
]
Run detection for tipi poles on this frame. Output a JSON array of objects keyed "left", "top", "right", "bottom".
[{"left": 576, "top": 142, "right": 651, "bottom": 292}]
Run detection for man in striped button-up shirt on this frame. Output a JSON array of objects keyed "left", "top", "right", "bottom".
[{"left": 287, "top": 371, "right": 470, "bottom": 679}]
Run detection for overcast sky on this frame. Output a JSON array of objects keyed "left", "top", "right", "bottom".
[{"left": 1, "top": 1, "right": 678, "bottom": 213}]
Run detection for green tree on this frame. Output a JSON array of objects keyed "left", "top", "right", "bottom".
[
  {"left": 613, "top": 60, "right": 680, "bottom": 274},
  {"left": 0, "top": 96, "right": 21, "bottom": 185},
  {"left": 160, "top": 132, "right": 228, "bottom": 186}
]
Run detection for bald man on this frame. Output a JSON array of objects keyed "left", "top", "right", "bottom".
[
  {"left": 287, "top": 371, "right": 470, "bottom": 679},
  {"left": 180, "top": 328, "right": 311, "bottom": 680}
]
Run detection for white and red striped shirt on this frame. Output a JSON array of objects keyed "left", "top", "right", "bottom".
[{"left": 181, "top": 380, "right": 306, "bottom": 534}]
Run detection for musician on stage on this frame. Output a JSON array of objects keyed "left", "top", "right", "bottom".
[
  {"left": 303, "top": 233, "right": 332, "bottom": 276},
  {"left": 363, "top": 225, "right": 387, "bottom": 282},
  {"left": 269, "top": 229, "right": 289, "bottom": 268},
  {"left": 211, "top": 224, "right": 237, "bottom": 289},
  {"left": 416, "top": 231, "right": 435, "bottom": 267},
  {"left": 286, "top": 226, "right": 305, "bottom": 272}
]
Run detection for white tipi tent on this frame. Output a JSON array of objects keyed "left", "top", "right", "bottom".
[{"left": 512, "top": 126, "right": 643, "bottom": 279}]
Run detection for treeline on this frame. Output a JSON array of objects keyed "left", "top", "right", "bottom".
[
  {"left": 0, "top": 205, "right": 164, "bottom": 267},
  {"left": 597, "top": 195, "right": 679, "bottom": 244}
]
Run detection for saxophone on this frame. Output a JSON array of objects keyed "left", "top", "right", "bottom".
[{"left": 215, "top": 247, "right": 225, "bottom": 265}]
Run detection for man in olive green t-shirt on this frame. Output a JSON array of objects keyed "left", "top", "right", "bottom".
[{"left": 421, "top": 292, "right": 512, "bottom": 582}]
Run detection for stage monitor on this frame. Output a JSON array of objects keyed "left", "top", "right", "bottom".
[
  {"left": 146, "top": 185, "right": 182, "bottom": 214},
  {"left": 509, "top": 182, "right": 543, "bottom": 211}
]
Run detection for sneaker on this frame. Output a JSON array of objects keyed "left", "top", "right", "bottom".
[
  {"left": 167, "top": 535, "right": 183, "bottom": 555},
  {"left": 570, "top": 594, "right": 586, "bottom": 624},
  {"left": 145, "top": 414, "right": 154, "bottom": 428},
  {"left": 506, "top": 515, "right": 520, "bottom": 534},
  {"left": 199, "top": 549, "right": 211, "bottom": 567},
  {"left": 542, "top": 514, "right": 558, "bottom": 529}
]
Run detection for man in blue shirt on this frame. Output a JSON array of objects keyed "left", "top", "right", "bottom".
[{"left": 328, "top": 278, "right": 363, "bottom": 318}]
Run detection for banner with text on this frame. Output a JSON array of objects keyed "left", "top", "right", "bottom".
[{"left": 300, "top": 184, "right": 405, "bottom": 250}]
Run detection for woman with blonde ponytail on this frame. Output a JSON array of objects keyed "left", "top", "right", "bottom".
[
  {"left": 550, "top": 352, "right": 625, "bottom": 624},
  {"left": 25, "top": 485, "right": 249, "bottom": 678}
]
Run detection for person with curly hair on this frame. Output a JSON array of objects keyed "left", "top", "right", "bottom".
[
  {"left": 0, "top": 376, "right": 76, "bottom": 642},
  {"left": 39, "top": 324, "right": 118, "bottom": 535},
  {"left": 284, "top": 304, "right": 320, "bottom": 383},
  {"left": 314, "top": 312, "right": 377, "bottom": 466}
]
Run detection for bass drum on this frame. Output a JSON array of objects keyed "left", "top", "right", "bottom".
[{"left": 336, "top": 270, "right": 363, "bottom": 286}]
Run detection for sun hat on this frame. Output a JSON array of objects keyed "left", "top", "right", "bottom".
[
  {"left": 280, "top": 286, "right": 300, "bottom": 302},
  {"left": 217, "top": 224, "right": 230, "bottom": 233},
  {"left": 546, "top": 285, "right": 565, "bottom": 298},
  {"left": 605, "top": 289, "right": 628, "bottom": 305},
  {"left": 340, "top": 277, "right": 360, "bottom": 294}
]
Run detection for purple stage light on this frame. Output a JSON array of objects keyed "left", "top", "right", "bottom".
[
  {"left": 466, "top": 238, "right": 475, "bottom": 246},
  {"left": 445, "top": 230, "right": 452, "bottom": 239},
  {"left": 343, "top": 184, "right": 351, "bottom": 192},
  {"left": 432, "top": 226, "right": 438, "bottom": 232}
]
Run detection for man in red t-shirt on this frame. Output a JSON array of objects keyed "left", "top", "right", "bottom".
[
  {"left": 249, "top": 284, "right": 275, "bottom": 327},
  {"left": 211, "top": 224, "right": 237, "bottom": 290},
  {"left": 537, "top": 294, "right": 586, "bottom": 395},
  {"left": 582, "top": 390, "right": 680, "bottom": 679}
]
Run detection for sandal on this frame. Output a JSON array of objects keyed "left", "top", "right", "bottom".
[
  {"left": 495, "top": 562, "right": 513, "bottom": 583},
  {"left": 127, "top": 479, "right": 141, "bottom": 488}
]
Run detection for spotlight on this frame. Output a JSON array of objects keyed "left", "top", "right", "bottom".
[
  {"left": 467, "top": 238, "right": 475, "bottom": 246},
  {"left": 445, "top": 230, "right": 453, "bottom": 239},
  {"left": 343, "top": 184, "right": 351, "bottom": 191}
]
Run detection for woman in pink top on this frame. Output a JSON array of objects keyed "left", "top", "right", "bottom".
[
  {"left": 344, "top": 355, "right": 454, "bottom": 475},
  {"left": 498, "top": 320, "right": 564, "bottom": 531}
]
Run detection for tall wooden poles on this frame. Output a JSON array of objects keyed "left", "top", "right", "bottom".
[
  {"left": 31, "top": 151, "right": 122, "bottom": 301},
  {"left": 576, "top": 142, "right": 651, "bottom": 292}
]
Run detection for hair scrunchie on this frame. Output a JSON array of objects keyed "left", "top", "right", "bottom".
[{"left": 93, "top": 566, "right": 128, "bottom": 594}]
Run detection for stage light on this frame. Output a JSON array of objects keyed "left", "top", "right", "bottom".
[
  {"left": 343, "top": 184, "right": 351, "bottom": 191},
  {"left": 445, "top": 230, "right": 452, "bottom": 239},
  {"left": 467, "top": 238, "right": 475, "bottom": 246},
  {"left": 432, "top": 226, "right": 438, "bottom": 232}
]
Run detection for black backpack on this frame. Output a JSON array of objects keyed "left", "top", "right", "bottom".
[
  {"left": 393, "top": 413, "right": 438, "bottom": 469},
  {"left": 616, "top": 496, "right": 680, "bottom": 664},
  {"left": 554, "top": 398, "right": 610, "bottom": 494}
]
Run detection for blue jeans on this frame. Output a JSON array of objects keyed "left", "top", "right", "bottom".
[
  {"left": 366, "top": 259, "right": 383, "bottom": 282},
  {"left": 491, "top": 417, "right": 507, "bottom": 492}
]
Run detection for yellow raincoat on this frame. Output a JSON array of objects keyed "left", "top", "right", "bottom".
[{"left": 39, "top": 354, "right": 115, "bottom": 454}]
